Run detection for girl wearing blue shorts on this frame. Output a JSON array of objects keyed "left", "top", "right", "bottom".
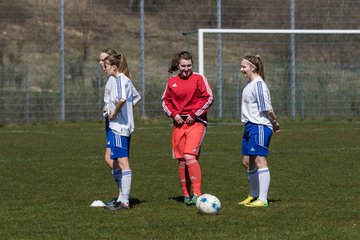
[
  {"left": 102, "top": 52, "right": 140, "bottom": 211},
  {"left": 238, "top": 55, "right": 280, "bottom": 207}
]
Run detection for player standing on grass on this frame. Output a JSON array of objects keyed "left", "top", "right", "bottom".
[
  {"left": 161, "top": 51, "right": 214, "bottom": 206},
  {"left": 99, "top": 48, "right": 140, "bottom": 207},
  {"left": 102, "top": 52, "right": 139, "bottom": 211},
  {"left": 238, "top": 55, "right": 280, "bottom": 207}
]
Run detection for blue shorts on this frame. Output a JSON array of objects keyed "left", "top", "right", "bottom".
[
  {"left": 106, "top": 130, "right": 111, "bottom": 148},
  {"left": 242, "top": 122, "right": 272, "bottom": 157},
  {"left": 108, "top": 130, "right": 131, "bottom": 159}
]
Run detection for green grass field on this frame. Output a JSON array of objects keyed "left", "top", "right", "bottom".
[{"left": 0, "top": 119, "right": 359, "bottom": 240}]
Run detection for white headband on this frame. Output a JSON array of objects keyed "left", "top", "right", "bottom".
[{"left": 242, "top": 58, "right": 257, "bottom": 69}]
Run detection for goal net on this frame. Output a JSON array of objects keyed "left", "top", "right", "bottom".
[{"left": 184, "top": 29, "right": 360, "bottom": 119}]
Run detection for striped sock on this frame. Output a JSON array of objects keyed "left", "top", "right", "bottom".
[
  {"left": 258, "top": 167, "right": 270, "bottom": 203},
  {"left": 179, "top": 160, "right": 191, "bottom": 197},
  {"left": 186, "top": 158, "right": 202, "bottom": 196},
  {"left": 118, "top": 169, "right": 132, "bottom": 205}
]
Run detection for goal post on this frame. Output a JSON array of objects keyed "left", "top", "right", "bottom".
[
  {"left": 198, "top": 28, "right": 360, "bottom": 119},
  {"left": 198, "top": 28, "right": 360, "bottom": 75}
]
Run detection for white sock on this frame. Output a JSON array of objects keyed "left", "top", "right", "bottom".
[
  {"left": 117, "top": 169, "right": 132, "bottom": 205},
  {"left": 112, "top": 169, "right": 122, "bottom": 191},
  {"left": 258, "top": 167, "right": 270, "bottom": 203},
  {"left": 247, "top": 168, "right": 259, "bottom": 197}
]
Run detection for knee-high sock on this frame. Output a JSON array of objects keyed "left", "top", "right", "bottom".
[
  {"left": 112, "top": 168, "right": 122, "bottom": 191},
  {"left": 185, "top": 158, "right": 202, "bottom": 196},
  {"left": 179, "top": 160, "right": 191, "bottom": 197},
  {"left": 247, "top": 168, "right": 259, "bottom": 198},
  {"left": 258, "top": 167, "right": 270, "bottom": 202},
  {"left": 118, "top": 169, "right": 132, "bottom": 205}
]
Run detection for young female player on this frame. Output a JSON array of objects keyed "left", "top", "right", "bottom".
[
  {"left": 99, "top": 48, "right": 140, "bottom": 206},
  {"left": 161, "top": 51, "right": 214, "bottom": 205},
  {"left": 102, "top": 52, "right": 139, "bottom": 211},
  {"left": 238, "top": 55, "right": 280, "bottom": 207}
]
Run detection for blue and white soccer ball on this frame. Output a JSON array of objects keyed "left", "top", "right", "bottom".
[{"left": 196, "top": 194, "right": 221, "bottom": 214}]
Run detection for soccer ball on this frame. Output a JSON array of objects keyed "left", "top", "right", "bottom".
[{"left": 196, "top": 194, "right": 221, "bottom": 214}]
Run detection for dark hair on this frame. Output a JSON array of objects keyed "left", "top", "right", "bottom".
[
  {"left": 105, "top": 53, "right": 131, "bottom": 78},
  {"left": 243, "top": 55, "right": 265, "bottom": 80},
  {"left": 168, "top": 51, "right": 193, "bottom": 73}
]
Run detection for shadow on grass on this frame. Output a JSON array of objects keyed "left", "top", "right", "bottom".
[
  {"left": 168, "top": 196, "right": 185, "bottom": 203},
  {"left": 130, "top": 197, "right": 146, "bottom": 206},
  {"left": 268, "top": 198, "right": 281, "bottom": 204},
  {"left": 168, "top": 196, "right": 282, "bottom": 205}
]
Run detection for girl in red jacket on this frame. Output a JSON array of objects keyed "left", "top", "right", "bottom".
[{"left": 161, "top": 51, "right": 214, "bottom": 205}]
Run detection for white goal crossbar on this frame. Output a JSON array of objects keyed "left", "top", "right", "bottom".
[
  {"left": 198, "top": 28, "right": 360, "bottom": 75},
  {"left": 197, "top": 28, "right": 360, "bottom": 119}
]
